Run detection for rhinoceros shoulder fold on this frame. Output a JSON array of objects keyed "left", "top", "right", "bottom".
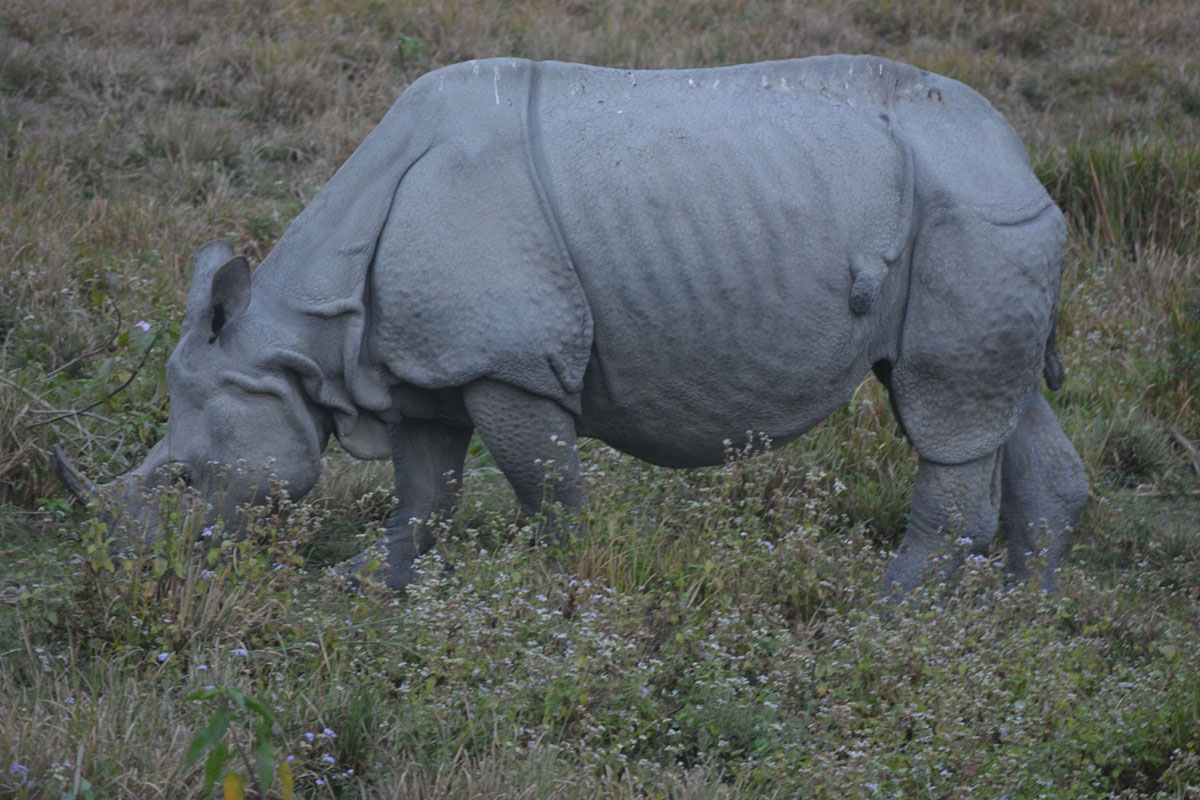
[
  {"left": 250, "top": 59, "right": 589, "bottom": 450},
  {"left": 363, "top": 59, "right": 592, "bottom": 414},
  {"left": 243, "top": 68, "right": 441, "bottom": 454}
]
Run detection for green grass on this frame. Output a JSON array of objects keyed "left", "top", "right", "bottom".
[
  {"left": 1037, "top": 137, "right": 1200, "bottom": 257},
  {"left": 2, "top": 0, "right": 1200, "bottom": 797}
]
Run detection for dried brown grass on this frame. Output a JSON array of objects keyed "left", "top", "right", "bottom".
[
  {"left": 3, "top": 0, "right": 1198, "bottom": 502},
  {"left": 376, "top": 744, "right": 743, "bottom": 799},
  {"left": 3, "top": 5, "right": 1200, "bottom": 798}
]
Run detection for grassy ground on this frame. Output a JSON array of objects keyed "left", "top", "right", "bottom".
[{"left": 2, "top": 0, "right": 1199, "bottom": 797}]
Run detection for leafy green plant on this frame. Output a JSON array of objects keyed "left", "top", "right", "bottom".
[
  {"left": 395, "top": 34, "right": 426, "bottom": 67},
  {"left": 62, "top": 476, "right": 319, "bottom": 656},
  {"left": 184, "top": 685, "right": 293, "bottom": 800}
]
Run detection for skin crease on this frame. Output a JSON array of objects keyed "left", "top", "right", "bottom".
[{"left": 57, "top": 55, "right": 1087, "bottom": 595}]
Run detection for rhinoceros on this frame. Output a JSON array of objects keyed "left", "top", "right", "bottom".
[{"left": 54, "top": 55, "right": 1088, "bottom": 594}]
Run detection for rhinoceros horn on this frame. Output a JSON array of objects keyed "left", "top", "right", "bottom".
[
  {"left": 51, "top": 444, "right": 99, "bottom": 505},
  {"left": 51, "top": 440, "right": 178, "bottom": 537}
]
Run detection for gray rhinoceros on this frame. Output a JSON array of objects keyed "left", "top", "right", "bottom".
[{"left": 54, "top": 55, "right": 1088, "bottom": 594}]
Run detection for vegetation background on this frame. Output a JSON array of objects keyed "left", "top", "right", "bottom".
[{"left": 2, "top": 0, "right": 1199, "bottom": 797}]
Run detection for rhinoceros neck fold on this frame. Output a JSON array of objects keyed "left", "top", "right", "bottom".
[
  {"left": 280, "top": 60, "right": 595, "bottom": 424},
  {"left": 237, "top": 291, "right": 392, "bottom": 460},
  {"left": 240, "top": 60, "right": 603, "bottom": 458},
  {"left": 242, "top": 87, "right": 439, "bottom": 459}
]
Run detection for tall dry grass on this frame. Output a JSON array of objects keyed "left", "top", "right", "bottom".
[{"left": 4, "top": 0, "right": 1199, "bottom": 503}]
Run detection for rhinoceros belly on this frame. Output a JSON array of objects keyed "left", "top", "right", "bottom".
[{"left": 530, "top": 62, "right": 909, "bottom": 466}]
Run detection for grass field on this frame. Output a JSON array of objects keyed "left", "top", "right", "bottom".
[{"left": 2, "top": 0, "right": 1199, "bottom": 797}]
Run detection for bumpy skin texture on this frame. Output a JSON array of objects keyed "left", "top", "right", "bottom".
[
  {"left": 341, "top": 418, "right": 474, "bottom": 590},
  {"left": 99, "top": 55, "right": 1086, "bottom": 593},
  {"left": 999, "top": 393, "right": 1089, "bottom": 591}
]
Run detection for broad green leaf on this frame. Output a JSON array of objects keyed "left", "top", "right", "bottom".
[
  {"left": 254, "top": 722, "right": 275, "bottom": 792},
  {"left": 243, "top": 694, "right": 275, "bottom": 724},
  {"left": 227, "top": 687, "right": 247, "bottom": 711},
  {"left": 203, "top": 743, "right": 231, "bottom": 794},
  {"left": 184, "top": 708, "right": 233, "bottom": 772}
]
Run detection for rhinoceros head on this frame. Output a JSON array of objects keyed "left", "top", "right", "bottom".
[{"left": 55, "top": 241, "right": 331, "bottom": 533}]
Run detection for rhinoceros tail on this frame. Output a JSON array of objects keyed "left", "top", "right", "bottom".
[
  {"left": 849, "top": 254, "right": 888, "bottom": 315},
  {"left": 1043, "top": 315, "right": 1065, "bottom": 391}
]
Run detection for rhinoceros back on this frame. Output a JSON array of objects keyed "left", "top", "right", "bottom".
[
  {"left": 531, "top": 56, "right": 1059, "bottom": 466},
  {"left": 531, "top": 58, "right": 916, "bottom": 464}
]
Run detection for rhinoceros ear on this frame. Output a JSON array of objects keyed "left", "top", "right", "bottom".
[
  {"left": 208, "top": 256, "right": 251, "bottom": 343},
  {"left": 193, "top": 240, "right": 235, "bottom": 277}
]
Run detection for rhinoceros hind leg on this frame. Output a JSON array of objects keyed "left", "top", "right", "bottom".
[
  {"left": 883, "top": 450, "right": 1002, "bottom": 597},
  {"left": 342, "top": 417, "right": 472, "bottom": 591},
  {"left": 461, "top": 379, "right": 584, "bottom": 537},
  {"left": 999, "top": 392, "right": 1087, "bottom": 591}
]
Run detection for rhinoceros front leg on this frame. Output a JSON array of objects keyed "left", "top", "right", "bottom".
[
  {"left": 461, "top": 378, "right": 584, "bottom": 537},
  {"left": 883, "top": 450, "right": 1002, "bottom": 596},
  {"left": 344, "top": 417, "right": 472, "bottom": 590}
]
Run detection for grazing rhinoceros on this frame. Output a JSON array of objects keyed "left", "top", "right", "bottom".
[{"left": 54, "top": 55, "right": 1088, "bottom": 594}]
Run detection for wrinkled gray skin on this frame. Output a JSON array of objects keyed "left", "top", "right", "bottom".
[{"left": 55, "top": 55, "right": 1088, "bottom": 595}]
